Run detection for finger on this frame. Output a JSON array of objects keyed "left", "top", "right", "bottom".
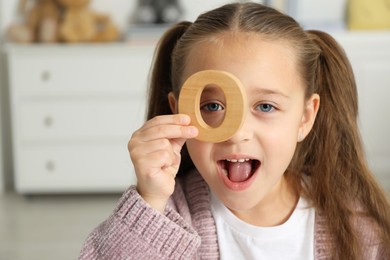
[
  {"left": 130, "top": 138, "right": 174, "bottom": 161},
  {"left": 142, "top": 114, "right": 192, "bottom": 131},
  {"left": 170, "top": 137, "right": 188, "bottom": 155},
  {"left": 130, "top": 137, "right": 186, "bottom": 177},
  {"left": 134, "top": 150, "right": 176, "bottom": 177},
  {"left": 135, "top": 124, "right": 198, "bottom": 142}
]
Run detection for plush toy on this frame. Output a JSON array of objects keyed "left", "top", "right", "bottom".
[
  {"left": 6, "top": 0, "right": 61, "bottom": 43},
  {"left": 57, "top": 0, "right": 120, "bottom": 43},
  {"left": 28, "top": 0, "right": 61, "bottom": 42}
]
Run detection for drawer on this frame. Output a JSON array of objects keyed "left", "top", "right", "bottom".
[
  {"left": 15, "top": 144, "right": 136, "bottom": 193},
  {"left": 18, "top": 99, "right": 146, "bottom": 141},
  {"left": 7, "top": 45, "right": 154, "bottom": 95}
]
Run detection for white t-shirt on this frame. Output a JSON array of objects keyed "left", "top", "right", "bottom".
[{"left": 210, "top": 192, "right": 315, "bottom": 260}]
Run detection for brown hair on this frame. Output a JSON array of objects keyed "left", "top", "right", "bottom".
[{"left": 146, "top": 3, "right": 390, "bottom": 258}]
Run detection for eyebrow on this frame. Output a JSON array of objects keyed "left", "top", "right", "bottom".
[
  {"left": 254, "top": 88, "right": 290, "bottom": 99},
  {"left": 201, "top": 84, "right": 290, "bottom": 99}
]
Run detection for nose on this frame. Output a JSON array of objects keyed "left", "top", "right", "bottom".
[{"left": 225, "top": 113, "right": 253, "bottom": 144}]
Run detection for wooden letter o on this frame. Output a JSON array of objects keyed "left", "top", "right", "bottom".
[{"left": 178, "top": 70, "right": 247, "bottom": 142}]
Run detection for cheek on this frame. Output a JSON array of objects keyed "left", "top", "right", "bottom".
[
  {"left": 185, "top": 140, "right": 210, "bottom": 170},
  {"left": 263, "top": 116, "right": 300, "bottom": 142},
  {"left": 264, "top": 130, "right": 297, "bottom": 159},
  {"left": 186, "top": 139, "right": 201, "bottom": 155},
  {"left": 186, "top": 140, "right": 221, "bottom": 184},
  {"left": 261, "top": 116, "right": 301, "bottom": 162}
]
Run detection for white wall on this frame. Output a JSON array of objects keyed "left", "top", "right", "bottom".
[{"left": 0, "top": 0, "right": 6, "bottom": 194}]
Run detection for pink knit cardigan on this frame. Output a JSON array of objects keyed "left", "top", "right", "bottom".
[{"left": 79, "top": 170, "right": 386, "bottom": 259}]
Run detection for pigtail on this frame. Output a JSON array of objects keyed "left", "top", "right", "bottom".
[
  {"left": 297, "top": 30, "right": 390, "bottom": 258},
  {"left": 147, "top": 21, "right": 192, "bottom": 120}
]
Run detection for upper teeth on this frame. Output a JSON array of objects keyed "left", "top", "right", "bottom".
[{"left": 226, "top": 158, "right": 250, "bottom": 163}]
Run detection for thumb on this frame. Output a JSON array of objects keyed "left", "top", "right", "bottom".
[
  {"left": 171, "top": 137, "right": 188, "bottom": 165},
  {"left": 171, "top": 126, "right": 198, "bottom": 164},
  {"left": 172, "top": 125, "right": 198, "bottom": 150}
]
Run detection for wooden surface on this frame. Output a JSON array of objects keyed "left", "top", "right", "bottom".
[{"left": 178, "top": 70, "right": 247, "bottom": 142}]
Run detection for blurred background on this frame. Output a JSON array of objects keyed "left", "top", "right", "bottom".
[{"left": 0, "top": 0, "right": 389, "bottom": 259}]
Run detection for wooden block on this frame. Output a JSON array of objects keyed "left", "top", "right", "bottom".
[{"left": 178, "top": 70, "right": 247, "bottom": 142}]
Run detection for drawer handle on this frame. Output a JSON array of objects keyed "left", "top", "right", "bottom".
[
  {"left": 46, "top": 160, "right": 56, "bottom": 172},
  {"left": 44, "top": 116, "right": 54, "bottom": 127},
  {"left": 41, "top": 70, "right": 51, "bottom": 82}
]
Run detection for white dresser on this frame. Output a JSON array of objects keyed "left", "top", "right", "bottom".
[{"left": 6, "top": 44, "right": 155, "bottom": 193}]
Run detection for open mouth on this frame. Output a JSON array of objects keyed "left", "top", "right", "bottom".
[{"left": 219, "top": 159, "right": 261, "bottom": 183}]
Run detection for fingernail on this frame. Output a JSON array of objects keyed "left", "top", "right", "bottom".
[
  {"left": 180, "top": 115, "right": 190, "bottom": 124},
  {"left": 188, "top": 126, "right": 198, "bottom": 136}
]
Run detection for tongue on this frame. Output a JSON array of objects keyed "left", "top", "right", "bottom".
[{"left": 227, "top": 161, "right": 252, "bottom": 182}]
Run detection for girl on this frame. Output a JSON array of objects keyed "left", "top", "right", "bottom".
[{"left": 79, "top": 3, "right": 390, "bottom": 259}]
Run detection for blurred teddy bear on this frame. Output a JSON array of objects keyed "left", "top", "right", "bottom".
[
  {"left": 6, "top": 0, "right": 61, "bottom": 43},
  {"left": 57, "top": 0, "right": 120, "bottom": 43},
  {"left": 6, "top": 0, "right": 120, "bottom": 43}
]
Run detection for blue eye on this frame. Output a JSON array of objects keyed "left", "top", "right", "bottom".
[
  {"left": 201, "top": 103, "right": 224, "bottom": 112},
  {"left": 257, "top": 103, "right": 274, "bottom": 112}
]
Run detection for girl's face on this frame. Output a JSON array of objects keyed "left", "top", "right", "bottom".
[{"left": 170, "top": 33, "right": 319, "bottom": 225}]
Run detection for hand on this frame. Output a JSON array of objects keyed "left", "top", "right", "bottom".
[{"left": 128, "top": 114, "right": 198, "bottom": 213}]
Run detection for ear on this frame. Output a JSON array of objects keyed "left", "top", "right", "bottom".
[
  {"left": 168, "top": 92, "right": 178, "bottom": 114},
  {"left": 298, "top": 93, "right": 320, "bottom": 142}
]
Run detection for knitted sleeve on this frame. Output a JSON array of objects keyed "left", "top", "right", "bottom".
[
  {"left": 353, "top": 213, "right": 390, "bottom": 260},
  {"left": 78, "top": 186, "right": 201, "bottom": 260}
]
